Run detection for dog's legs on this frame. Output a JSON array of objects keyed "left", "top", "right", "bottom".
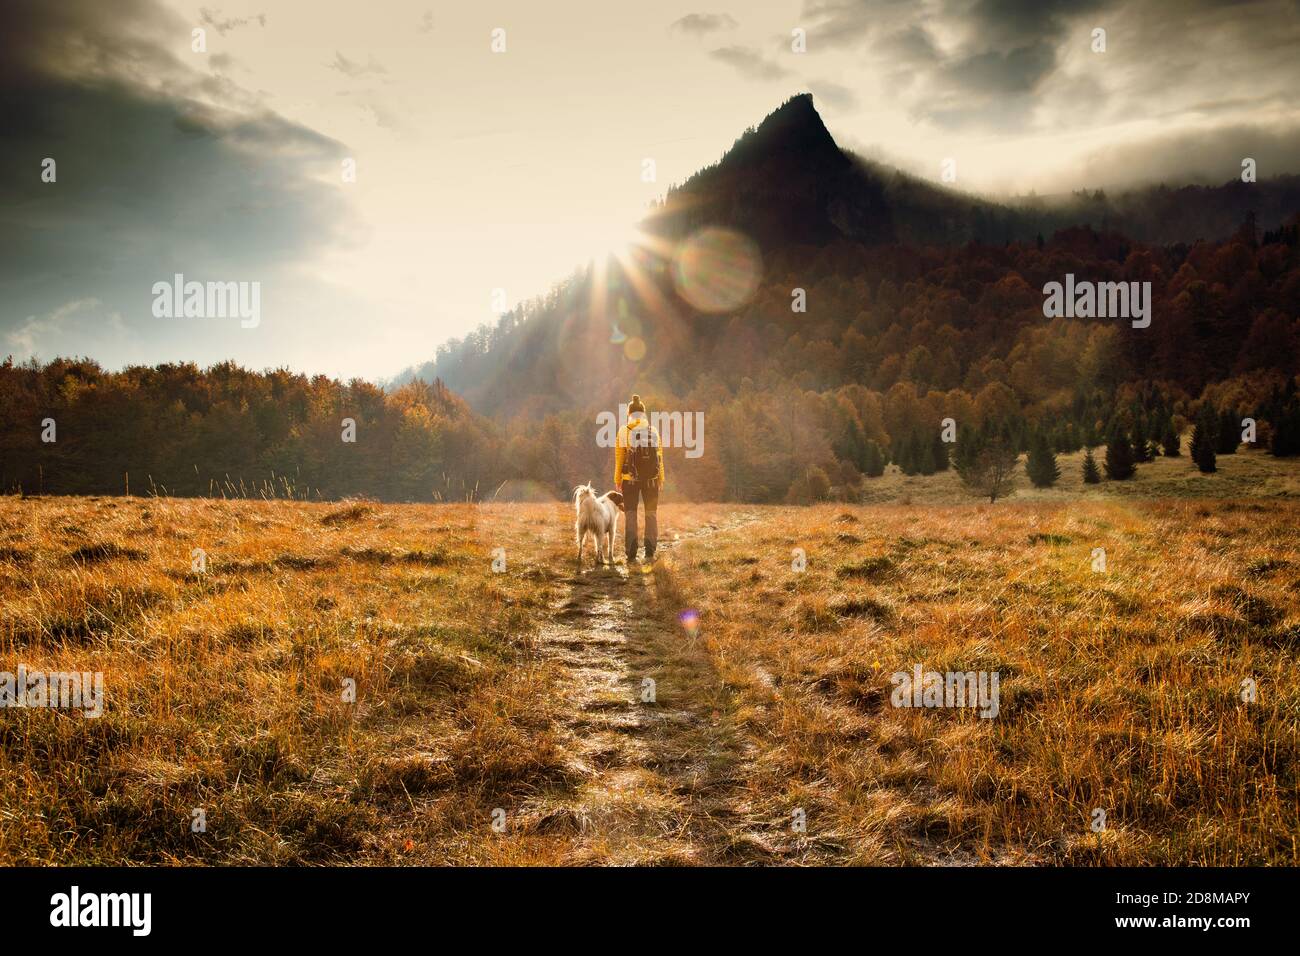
[{"left": 576, "top": 525, "right": 583, "bottom": 571}]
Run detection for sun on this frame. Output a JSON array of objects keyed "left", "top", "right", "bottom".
[{"left": 586, "top": 217, "right": 645, "bottom": 262}]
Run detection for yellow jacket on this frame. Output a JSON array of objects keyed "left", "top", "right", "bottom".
[{"left": 614, "top": 414, "right": 666, "bottom": 486}]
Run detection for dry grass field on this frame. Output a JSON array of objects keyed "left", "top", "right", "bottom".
[{"left": 1, "top": 448, "right": 1297, "bottom": 865}]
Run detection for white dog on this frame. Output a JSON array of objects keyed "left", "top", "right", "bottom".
[{"left": 573, "top": 482, "right": 621, "bottom": 569}]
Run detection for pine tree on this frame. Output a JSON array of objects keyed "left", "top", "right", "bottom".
[
  {"left": 890, "top": 439, "right": 906, "bottom": 475},
  {"left": 952, "top": 424, "right": 980, "bottom": 476},
  {"left": 1191, "top": 406, "right": 1217, "bottom": 473},
  {"left": 897, "top": 433, "right": 917, "bottom": 475},
  {"left": 917, "top": 432, "right": 937, "bottom": 475},
  {"left": 1271, "top": 400, "right": 1300, "bottom": 456},
  {"left": 1062, "top": 421, "right": 1083, "bottom": 453},
  {"left": 1082, "top": 447, "right": 1101, "bottom": 484},
  {"left": 1104, "top": 431, "right": 1135, "bottom": 480},
  {"left": 1216, "top": 407, "right": 1240, "bottom": 454},
  {"left": 1132, "top": 418, "right": 1153, "bottom": 463},
  {"left": 863, "top": 440, "right": 885, "bottom": 477},
  {"left": 931, "top": 431, "right": 950, "bottom": 472},
  {"left": 1025, "top": 430, "right": 1060, "bottom": 488},
  {"left": 1161, "top": 420, "right": 1180, "bottom": 457}
]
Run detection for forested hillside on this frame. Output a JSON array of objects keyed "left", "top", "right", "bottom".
[{"left": 389, "top": 218, "right": 1300, "bottom": 500}]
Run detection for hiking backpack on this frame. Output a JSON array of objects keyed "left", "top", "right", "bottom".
[{"left": 627, "top": 425, "right": 658, "bottom": 481}]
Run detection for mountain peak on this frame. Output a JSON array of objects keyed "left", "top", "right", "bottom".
[
  {"left": 768, "top": 91, "right": 822, "bottom": 124},
  {"left": 721, "top": 92, "right": 846, "bottom": 172},
  {"left": 649, "top": 93, "right": 864, "bottom": 247}
]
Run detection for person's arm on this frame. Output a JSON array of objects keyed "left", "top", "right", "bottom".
[
  {"left": 656, "top": 432, "right": 665, "bottom": 487},
  {"left": 614, "top": 433, "right": 625, "bottom": 489}
]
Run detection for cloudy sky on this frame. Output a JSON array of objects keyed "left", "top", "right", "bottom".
[{"left": 3, "top": 0, "right": 1299, "bottom": 378}]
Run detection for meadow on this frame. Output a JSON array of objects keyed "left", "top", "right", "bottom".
[{"left": 0, "top": 447, "right": 1296, "bottom": 865}]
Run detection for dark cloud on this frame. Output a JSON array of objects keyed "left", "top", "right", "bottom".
[
  {"left": 802, "top": 0, "right": 1300, "bottom": 166},
  {"left": 709, "top": 45, "right": 790, "bottom": 80},
  {"left": 939, "top": 43, "right": 1057, "bottom": 97},
  {"left": 881, "top": 25, "right": 940, "bottom": 64},
  {"left": 1, "top": 0, "right": 189, "bottom": 90},
  {"left": 670, "top": 13, "right": 739, "bottom": 36},
  {"left": 803, "top": 0, "right": 1105, "bottom": 51},
  {"left": 801, "top": 0, "right": 1101, "bottom": 130},
  {"left": 799, "top": 0, "right": 887, "bottom": 50},
  {"left": 0, "top": 0, "right": 352, "bottom": 366},
  {"left": 960, "top": 0, "right": 1106, "bottom": 49}
]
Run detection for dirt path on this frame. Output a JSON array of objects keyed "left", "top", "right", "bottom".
[
  {"left": 524, "top": 511, "right": 772, "bottom": 865},
  {"left": 519, "top": 510, "right": 1027, "bottom": 866}
]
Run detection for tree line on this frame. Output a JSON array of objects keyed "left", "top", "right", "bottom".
[{"left": 5, "top": 216, "right": 1300, "bottom": 503}]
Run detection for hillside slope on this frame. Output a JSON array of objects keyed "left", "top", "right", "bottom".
[{"left": 396, "top": 95, "right": 1300, "bottom": 426}]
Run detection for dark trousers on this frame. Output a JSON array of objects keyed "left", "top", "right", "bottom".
[{"left": 623, "top": 480, "right": 658, "bottom": 560}]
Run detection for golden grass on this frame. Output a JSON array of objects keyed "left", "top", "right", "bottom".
[
  {"left": 1, "top": 475, "right": 1297, "bottom": 865},
  {"left": 0, "top": 496, "right": 582, "bottom": 864},
  {"left": 654, "top": 496, "right": 1300, "bottom": 864}
]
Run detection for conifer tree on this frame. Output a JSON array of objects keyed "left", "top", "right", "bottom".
[
  {"left": 952, "top": 424, "right": 980, "bottom": 477},
  {"left": 917, "top": 432, "right": 937, "bottom": 475},
  {"left": 1191, "top": 406, "right": 1218, "bottom": 473},
  {"left": 1082, "top": 447, "right": 1101, "bottom": 484},
  {"left": 1134, "top": 417, "right": 1157, "bottom": 462},
  {"left": 931, "top": 430, "right": 950, "bottom": 472},
  {"left": 1025, "top": 429, "right": 1060, "bottom": 487},
  {"left": 1271, "top": 400, "right": 1300, "bottom": 457},
  {"left": 1216, "top": 407, "right": 1240, "bottom": 454},
  {"left": 897, "top": 433, "right": 917, "bottom": 475},
  {"left": 1161, "top": 420, "right": 1180, "bottom": 457},
  {"left": 1104, "top": 430, "right": 1135, "bottom": 480},
  {"left": 863, "top": 440, "right": 885, "bottom": 477},
  {"left": 1062, "top": 421, "right": 1083, "bottom": 453}
]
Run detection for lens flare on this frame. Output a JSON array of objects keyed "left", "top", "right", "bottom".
[
  {"left": 623, "top": 336, "right": 647, "bottom": 361},
  {"left": 678, "top": 609, "right": 701, "bottom": 635},
  {"left": 671, "top": 227, "right": 762, "bottom": 314}
]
